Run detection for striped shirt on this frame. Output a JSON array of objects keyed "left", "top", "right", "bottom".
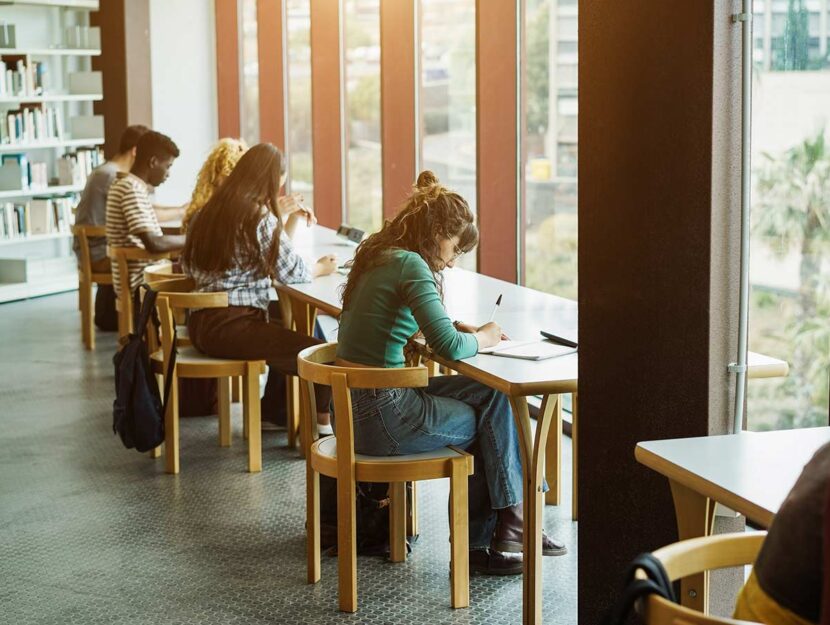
[
  {"left": 105, "top": 172, "right": 162, "bottom": 294},
  {"left": 184, "top": 210, "right": 311, "bottom": 311}
]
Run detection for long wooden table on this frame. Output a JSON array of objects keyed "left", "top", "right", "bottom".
[
  {"left": 636, "top": 427, "right": 830, "bottom": 614},
  {"left": 280, "top": 225, "right": 789, "bottom": 625}
]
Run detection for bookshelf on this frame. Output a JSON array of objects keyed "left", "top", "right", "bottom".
[{"left": 0, "top": 0, "right": 102, "bottom": 303}]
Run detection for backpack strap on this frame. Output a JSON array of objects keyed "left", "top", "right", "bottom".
[
  {"left": 137, "top": 284, "right": 178, "bottom": 418},
  {"left": 599, "top": 552, "right": 676, "bottom": 625}
]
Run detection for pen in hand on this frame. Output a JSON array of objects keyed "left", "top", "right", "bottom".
[{"left": 488, "top": 294, "right": 503, "bottom": 323}]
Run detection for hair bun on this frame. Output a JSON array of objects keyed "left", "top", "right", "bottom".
[{"left": 415, "top": 170, "right": 439, "bottom": 189}]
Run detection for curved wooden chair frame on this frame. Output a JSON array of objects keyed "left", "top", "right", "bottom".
[
  {"left": 297, "top": 342, "right": 473, "bottom": 613},
  {"left": 147, "top": 277, "right": 266, "bottom": 474},
  {"left": 638, "top": 532, "right": 766, "bottom": 624},
  {"left": 72, "top": 224, "right": 112, "bottom": 350},
  {"left": 108, "top": 244, "right": 172, "bottom": 340}
]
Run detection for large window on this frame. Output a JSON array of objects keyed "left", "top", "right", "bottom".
[
  {"left": 286, "top": 0, "right": 314, "bottom": 205},
  {"left": 345, "top": 0, "right": 382, "bottom": 234},
  {"left": 522, "top": 0, "right": 578, "bottom": 298},
  {"left": 419, "top": 0, "right": 477, "bottom": 270},
  {"left": 748, "top": 0, "right": 830, "bottom": 430},
  {"left": 239, "top": 0, "right": 260, "bottom": 145}
]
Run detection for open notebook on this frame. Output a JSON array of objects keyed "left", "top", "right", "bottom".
[{"left": 478, "top": 340, "right": 577, "bottom": 361}]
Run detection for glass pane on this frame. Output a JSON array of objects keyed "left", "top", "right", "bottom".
[
  {"left": 419, "top": 0, "right": 477, "bottom": 270},
  {"left": 748, "top": 0, "right": 830, "bottom": 430},
  {"left": 287, "top": 0, "right": 314, "bottom": 206},
  {"left": 240, "top": 0, "right": 260, "bottom": 145},
  {"left": 523, "top": 0, "right": 578, "bottom": 298},
  {"left": 345, "top": 0, "right": 382, "bottom": 234}
]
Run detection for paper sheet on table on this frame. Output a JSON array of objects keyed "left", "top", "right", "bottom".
[{"left": 478, "top": 340, "right": 576, "bottom": 361}]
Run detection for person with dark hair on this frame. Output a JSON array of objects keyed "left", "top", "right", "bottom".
[
  {"left": 335, "top": 171, "right": 567, "bottom": 575},
  {"left": 105, "top": 130, "right": 185, "bottom": 299},
  {"left": 182, "top": 142, "right": 338, "bottom": 432},
  {"left": 733, "top": 441, "right": 830, "bottom": 625},
  {"left": 73, "top": 125, "right": 149, "bottom": 330}
]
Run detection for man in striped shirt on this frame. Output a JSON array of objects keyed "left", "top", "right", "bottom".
[{"left": 106, "top": 130, "right": 185, "bottom": 297}]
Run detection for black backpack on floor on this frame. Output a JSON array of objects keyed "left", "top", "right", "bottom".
[
  {"left": 112, "top": 286, "right": 176, "bottom": 452},
  {"left": 319, "top": 475, "right": 418, "bottom": 557}
]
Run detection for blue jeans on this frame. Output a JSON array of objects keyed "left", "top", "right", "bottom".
[{"left": 337, "top": 375, "right": 524, "bottom": 550}]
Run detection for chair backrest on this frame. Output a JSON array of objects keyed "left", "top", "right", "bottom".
[
  {"left": 296, "top": 342, "right": 429, "bottom": 467},
  {"left": 638, "top": 532, "right": 766, "bottom": 625},
  {"left": 72, "top": 224, "right": 107, "bottom": 282},
  {"left": 143, "top": 260, "right": 180, "bottom": 285},
  {"left": 108, "top": 245, "right": 172, "bottom": 337},
  {"left": 147, "top": 277, "right": 228, "bottom": 370}
]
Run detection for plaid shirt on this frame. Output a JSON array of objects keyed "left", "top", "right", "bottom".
[{"left": 184, "top": 211, "right": 311, "bottom": 311}]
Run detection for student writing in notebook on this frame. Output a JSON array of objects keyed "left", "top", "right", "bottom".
[
  {"left": 182, "top": 143, "right": 337, "bottom": 433},
  {"left": 335, "top": 171, "right": 566, "bottom": 575}
]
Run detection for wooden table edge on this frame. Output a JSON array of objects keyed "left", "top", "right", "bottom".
[{"left": 634, "top": 444, "right": 775, "bottom": 528}]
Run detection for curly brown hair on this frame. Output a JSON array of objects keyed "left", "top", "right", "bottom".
[{"left": 340, "top": 170, "right": 478, "bottom": 309}]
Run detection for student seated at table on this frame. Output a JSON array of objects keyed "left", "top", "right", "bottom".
[
  {"left": 181, "top": 143, "right": 337, "bottom": 432},
  {"left": 73, "top": 124, "right": 149, "bottom": 329},
  {"left": 733, "top": 441, "right": 830, "bottom": 625},
  {"left": 182, "top": 137, "right": 248, "bottom": 232},
  {"left": 105, "top": 130, "right": 185, "bottom": 303},
  {"left": 335, "top": 170, "right": 566, "bottom": 575}
]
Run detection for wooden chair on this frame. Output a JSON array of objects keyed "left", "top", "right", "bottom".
[
  {"left": 108, "top": 245, "right": 172, "bottom": 340},
  {"left": 297, "top": 342, "right": 474, "bottom": 613},
  {"left": 637, "top": 532, "right": 766, "bottom": 624},
  {"left": 148, "top": 277, "right": 266, "bottom": 474},
  {"left": 72, "top": 224, "right": 112, "bottom": 350}
]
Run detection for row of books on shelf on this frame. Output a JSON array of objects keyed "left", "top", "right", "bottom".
[
  {"left": 0, "top": 148, "right": 102, "bottom": 191},
  {"left": 1, "top": 196, "right": 76, "bottom": 240},
  {"left": 2, "top": 106, "right": 64, "bottom": 144},
  {"left": 0, "top": 60, "right": 48, "bottom": 98}
]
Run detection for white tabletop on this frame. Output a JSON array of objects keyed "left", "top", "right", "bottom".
[
  {"left": 280, "top": 225, "right": 787, "bottom": 395},
  {"left": 635, "top": 427, "right": 830, "bottom": 526}
]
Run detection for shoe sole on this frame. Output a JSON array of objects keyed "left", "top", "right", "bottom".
[
  {"left": 470, "top": 565, "right": 523, "bottom": 576},
  {"left": 493, "top": 540, "right": 568, "bottom": 557}
]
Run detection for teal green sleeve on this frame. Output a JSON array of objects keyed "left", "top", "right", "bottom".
[{"left": 398, "top": 253, "right": 478, "bottom": 360}]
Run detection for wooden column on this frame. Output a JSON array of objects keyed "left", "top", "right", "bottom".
[
  {"left": 380, "top": 0, "right": 417, "bottom": 220},
  {"left": 91, "top": 0, "right": 152, "bottom": 157},
  {"left": 578, "top": 1, "right": 742, "bottom": 622},
  {"left": 215, "top": 0, "right": 242, "bottom": 138},
  {"left": 257, "top": 0, "right": 287, "bottom": 148},
  {"left": 476, "top": 0, "right": 520, "bottom": 283},
  {"left": 310, "top": 0, "right": 344, "bottom": 228}
]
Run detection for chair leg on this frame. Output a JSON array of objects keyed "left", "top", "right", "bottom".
[
  {"left": 307, "top": 465, "right": 321, "bottom": 583},
  {"left": 337, "top": 473, "right": 358, "bottom": 612},
  {"left": 80, "top": 280, "right": 94, "bottom": 350},
  {"left": 242, "top": 378, "right": 249, "bottom": 440},
  {"left": 449, "top": 459, "right": 470, "bottom": 609},
  {"left": 407, "top": 482, "right": 419, "bottom": 537},
  {"left": 389, "top": 482, "right": 407, "bottom": 563},
  {"left": 218, "top": 376, "right": 232, "bottom": 447},
  {"left": 164, "top": 372, "right": 180, "bottom": 474},
  {"left": 232, "top": 376, "right": 242, "bottom": 403},
  {"left": 243, "top": 363, "right": 262, "bottom": 472},
  {"left": 287, "top": 375, "right": 300, "bottom": 449}
]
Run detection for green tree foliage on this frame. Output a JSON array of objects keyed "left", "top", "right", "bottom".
[
  {"left": 752, "top": 130, "right": 830, "bottom": 427},
  {"left": 526, "top": 3, "right": 550, "bottom": 136},
  {"left": 777, "top": 0, "right": 810, "bottom": 70}
]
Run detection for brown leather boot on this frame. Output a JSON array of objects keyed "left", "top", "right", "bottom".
[{"left": 492, "top": 503, "right": 568, "bottom": 556}]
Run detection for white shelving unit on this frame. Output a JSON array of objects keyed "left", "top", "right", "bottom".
[{"left": 0, "top": 0, "right": 102, "bottom": 303}]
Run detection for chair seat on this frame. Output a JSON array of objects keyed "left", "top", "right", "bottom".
[
  {"left": 311, "top": 435, "right": 474, "bottom": 483},
  {"left": 151, "top": 346, "right": 266, "bottom": 378}
]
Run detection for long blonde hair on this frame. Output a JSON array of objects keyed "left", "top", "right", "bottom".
[{"left": 182, "top": 138, "right": 248, "bottom": 230}]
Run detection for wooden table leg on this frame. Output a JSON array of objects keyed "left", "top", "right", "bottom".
[
  {"left": 544, "top": 395, "right": 562, "bottom": 506},
  {"left": 669, "top": 479, "right": 715, "bottom": 612},
  {"left": 509, "top": 395, "right": 556, "bottom": 625},
  {"left": 571, "top": 393, "right": 578, "bottom": 520}
]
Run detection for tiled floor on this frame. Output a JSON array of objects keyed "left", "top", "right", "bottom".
[{"left": 0, "top": 292, "right": 577, "bottom": 624}]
